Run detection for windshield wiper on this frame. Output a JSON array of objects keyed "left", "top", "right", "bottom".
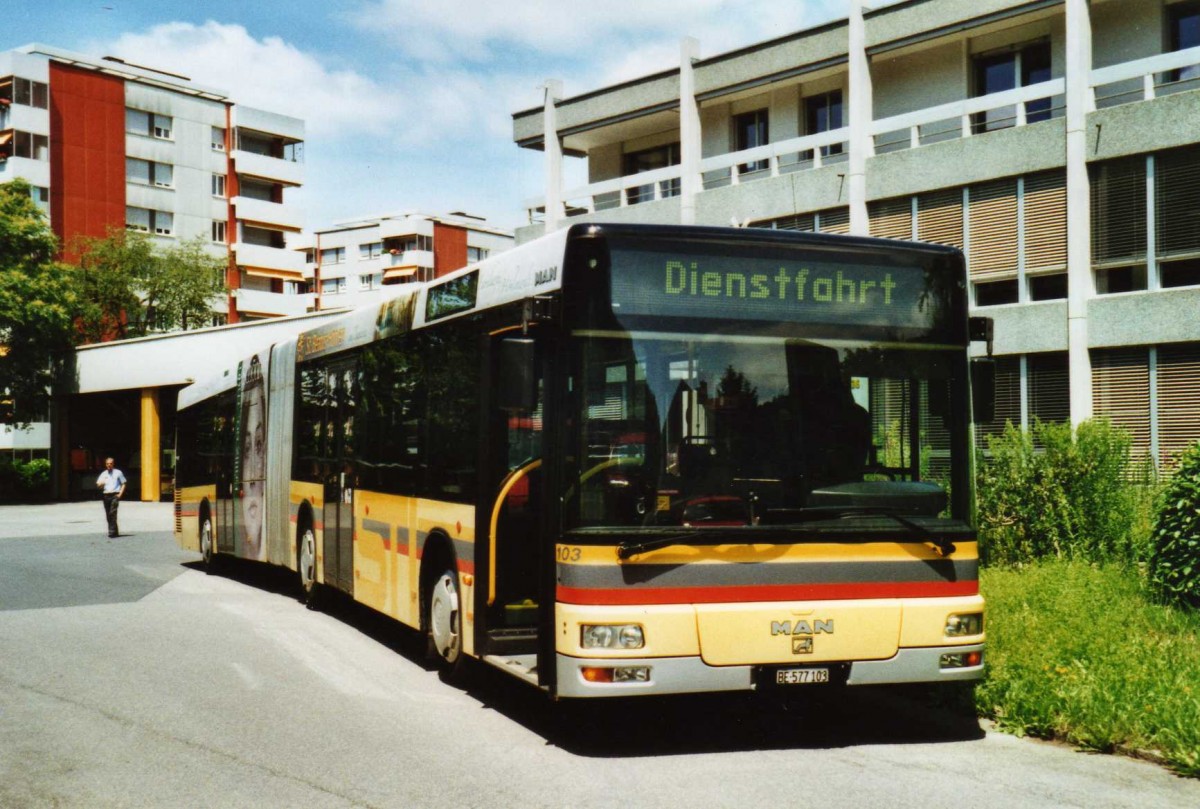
[
  {"left": 616, "top": 530, "right": 744, "bottom": 560},
  {"left": 794, "top": 507, "right": 957, "bottom": 556},
  {"left": 614, "top": 508, "right": 958, "bottom": 560}
]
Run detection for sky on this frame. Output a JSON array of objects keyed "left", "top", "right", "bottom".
[{"left": 10, "top": 0, "right": 853, "bottom": 234}]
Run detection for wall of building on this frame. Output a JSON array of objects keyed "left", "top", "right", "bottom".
[{"left": 48, "top": 62, "right": 125, "bottom": 255}]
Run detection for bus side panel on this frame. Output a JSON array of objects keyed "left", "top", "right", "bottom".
[
  {"left": 353, "top": 490, "right": 419, "bottom": 627},
  {"left": 266, "top": 340, "right": 297, "bottom": 568},
  {"left": 175, "top": 484, "right": 215, "bottom": 553},
  {"left": 289, "top": 480, "right": 323, "bottom": 575},
  {"left": 416, "top": 499, "right": 476, "bottom": 657}
]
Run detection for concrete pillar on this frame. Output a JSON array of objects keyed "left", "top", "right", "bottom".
[
  {"left": 847, "top": 0, "right": 874, "bottom": 236},
  {"left": 679, "top": 37, "right": 702, "bottom": 226},
  {"left": 543, "top": 80, "right": 564, "bottom": 233},
  {"left": 1065, "top": 0, "right": 1094, "bottom": 426},
  {"left": 50, "top": 395, "right": 69, "bottom": 501},
  {"left": 140, "top": 388, "right": 160, "bottom": 502}
]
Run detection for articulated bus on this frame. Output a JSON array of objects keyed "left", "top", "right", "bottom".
[{"left": 175, "top": 223, "right": 992, "bottom": 699}]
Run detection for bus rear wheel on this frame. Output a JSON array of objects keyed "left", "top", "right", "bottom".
[
  {"left": 200, "top": 516, "right": 218, "bottom": 573},
  {"left": 428, "top": 568, "right": 467, "bottom": 681},
  {"left": 298, "top": 525, "right": 322, "bottom": 610}
]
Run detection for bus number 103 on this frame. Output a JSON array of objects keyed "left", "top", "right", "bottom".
[{"left": 557, "top": 546, "right": 582, "bottom": 562}]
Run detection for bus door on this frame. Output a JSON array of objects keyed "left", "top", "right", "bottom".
[
  {"left": 215, "top": 465, "right": 235, "bottom": 553},
  {"left": 482, "top": 335, "right": 544, "bottom": 659},
  {"left": 322, "top": 361, "right": 356, "bottom": 594}
]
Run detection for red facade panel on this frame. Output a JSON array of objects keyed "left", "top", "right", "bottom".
[
  {"left": 433, "top": 222, "right": 468, "bottom": 279},
  {"left": 49, "top": 62, "right": 125, "bottom": 260}
]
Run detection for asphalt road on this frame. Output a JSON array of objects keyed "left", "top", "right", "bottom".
[{"left": 1, "top": 501, "right": 1198, "bottom": 808}]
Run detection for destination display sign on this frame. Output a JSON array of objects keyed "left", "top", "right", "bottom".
[{"left": 607, "top": 241, "right": 961, "bottom": 340}]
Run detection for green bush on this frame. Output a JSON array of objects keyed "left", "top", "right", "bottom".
[
  {"left": 977, "top": 419, "right": 1154, "bottom": 566},
  {"left": 0, "top": 457, "right": 52, "bottom": 503},
  {"left": 1148, "top": 442, "right": 1200, "bottom": 608}
]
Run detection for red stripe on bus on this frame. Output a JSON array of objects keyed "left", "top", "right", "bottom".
[
  {"left": 179, "top": 510, "right": 198, "bottom": 518},
  {"left": 556, "top": 580, "right": 978, "bottom": 605},
  {"left": 457, "top": 559, "right": 475, "bottom": 575},
  {"left": 396, "top": 543, "right": 409, "bottom": 556}
]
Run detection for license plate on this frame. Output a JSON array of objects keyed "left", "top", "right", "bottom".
[{"left": 775, "top": 667, "right": 830, "bottom": 685}]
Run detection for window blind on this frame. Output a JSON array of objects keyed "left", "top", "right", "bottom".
[
  {"left": 917, "top": 189, "right": 964, "bottom": 249},
  {"left": 1024, "top": 170, "right": 1067, "bottom": 273},
  {"left": 968, "top": 180, "right": 1019, "bottom": 280},
  {"left": 1091, "top": 347, "right": 1151, "bottom": 459},
  {"left": 868, "top": 197, "right": 913, "bottom": 240},
  {"left": 1157, "top": 342, "right": 1200, "bottom": 468},
  {"left": 1090, "top": 156, "right": 1147, "bottom": 265},
  {"left": 1155, "top": 146, "right": 1200, "bottom": 259}
]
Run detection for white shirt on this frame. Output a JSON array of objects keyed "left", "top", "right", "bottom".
[{"left": 97, "top": 469, "right": 126, "bottom": 494}]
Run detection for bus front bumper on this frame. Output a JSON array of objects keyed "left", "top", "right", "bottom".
[{"left": 555, "top": 644, "right": 985, "bottom": 698}]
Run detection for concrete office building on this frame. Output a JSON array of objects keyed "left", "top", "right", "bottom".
[
  {"left": 297, "top": 212, "right": 513, "bottom": 311},
  {"left": 514, "top": 0, "right": 1200, "bottom": 467},
  {"left": 0, "top": 43, "right": 309, "bottom": 323}
]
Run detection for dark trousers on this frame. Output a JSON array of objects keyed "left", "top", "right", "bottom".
[{"left": 103, "top": 493, "right": 120, "bottom": 536}]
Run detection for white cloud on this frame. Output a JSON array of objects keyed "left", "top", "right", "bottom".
[
  {"left": 98, "top": 22, "right": 403, "bottom": 139},
  {"left": 351, "top": 0, "right": 850, "bottom": 64}
]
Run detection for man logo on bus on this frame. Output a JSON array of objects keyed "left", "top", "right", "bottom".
[{"left": 771, "top": 619, "right": 834, "bottom": 636}]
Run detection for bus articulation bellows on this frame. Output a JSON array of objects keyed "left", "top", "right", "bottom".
[{"left": 175, "top": 223, "right": 991, "bottom": 699}]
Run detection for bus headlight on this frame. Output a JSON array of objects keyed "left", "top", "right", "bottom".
[
  {"left": 945, "top": 613, "right": 983, "bottom": 637},
  {"left": 581, "top": 624, "right": 645, "bottom": 649}
]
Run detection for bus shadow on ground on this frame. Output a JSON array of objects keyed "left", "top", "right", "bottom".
[{"left": 193, "top": 558, "right": 985, "bottom": 758}]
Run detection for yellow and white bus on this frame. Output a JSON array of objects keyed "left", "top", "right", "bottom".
[{"left": 175, "top": 223, "right": 991, "bottom": 699}]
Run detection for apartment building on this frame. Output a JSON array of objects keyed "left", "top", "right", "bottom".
[
  {"left": 298, "top": 212, "right": 513, "bottom": 311},
  {"left": 514, "top": 0, "right": 1200, "bottom": 468},
  {"left": 0, "top": 43, "right": 310, "bottom": 324}
]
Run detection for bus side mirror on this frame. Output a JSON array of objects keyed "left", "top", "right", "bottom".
[
  {"left": 498, "top": 338, "right": 537, "bottom": 412},
  {"left": 971, "top": 358, "right": 996, "bottom": 424}
]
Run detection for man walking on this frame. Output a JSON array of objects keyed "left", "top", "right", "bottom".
[{"left": 96, "top": 458, "right": 126, "bottom": 538}]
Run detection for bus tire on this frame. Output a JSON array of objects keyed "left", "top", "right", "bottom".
[
  {"left": 297, "top": 521, "right": 322, "bottom": 610},
  {"left": 199, "top": 508, "right": 220, "bottom": 574},
  {"left": 427, "top": 565, "right": 467, "bottom": 682}
]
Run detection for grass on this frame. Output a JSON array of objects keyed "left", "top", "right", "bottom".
[{"left": 977, "top": 559, "right": 1200, "bottom": 777}]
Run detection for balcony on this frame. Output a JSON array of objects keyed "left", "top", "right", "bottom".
[
  {"left": 0, "top": 103, "right": 48, "bottom": 134},
  {"left": 232, "top": 150, "right": 304, "bottom": 186},
  {"left": 232, "top": 242, "right": 309, "bottom": 278},
  {"left": 526, "top": 40, "right": 1200, "bottom": 225},
  {"left": 232, "top": 196, "right": 303, "bottom": 231},
  {"left": 233, "top": 287, "right": 315, "bottom": 318},
  {"left": 0, "top": 154, "right": 49, "bottom": 186}
]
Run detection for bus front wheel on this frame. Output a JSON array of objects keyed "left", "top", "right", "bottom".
[{"left": 428, "top": 568, "right": 466, "bottom": 681}]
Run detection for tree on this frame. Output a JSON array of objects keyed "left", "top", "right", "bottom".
[
  {"left": 0, "top": 179, "right": 78, "bottom": 424},
  {"left": 74, "top": 229, "right": 227, "bottom": 340}
]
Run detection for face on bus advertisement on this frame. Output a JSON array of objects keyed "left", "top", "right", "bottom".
[{"left": 240, "top": 354, "right": 267, "bottom": 560}]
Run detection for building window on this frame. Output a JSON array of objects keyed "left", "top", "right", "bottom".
[
  {"left": 734, "top": 109, "right": 769, "bottom": 174},
  {"left": 623, "top": 142, "right": 680, "bottom": 204},
  {"left": 4, "top": 77, "right": 49, "bottom": 109},
  {"left": 1161, "top": 258, "right": 1200, "bottom": 288},
  {"left": 0, "top": 130, "right": 49, "bottom": 161},
  {"left": 29, "top": 185, "right": 49, "bottom": 215},
  {"left": 212, "top": 220, "right": 227, "bottom": 243},
  {"left": 212, "top": 127, "right": 226, "bottom": 151},
  {"left": 804, "top": 90, "right": 843, "bottom": 159},
  {"left": 211, "top": 173, "right": 226, "bottom": 197},
  {"left": 972, "top": 41, "right": 1052, "bottom": 133},
  {"left": 320, "top": 247, "right": 345, "bottom": 265},
  {"left": 1170, "top": 2, "right": 1200, "bottom": 83},
  {"left": 974, "top": 279, "right": 1019, "bottom": 307},
  {"left": 126, "top": 108, "right": 172, "bottom": 140},
  {"left": 388, "top": 235, "right": 431, "bottom": 255},
  {"left": 467, "top": 246, "right": 489, "bottom": 262},
  {"left": 359, "top": 273, "right": 383, "bottom": 291},
  {"left": 359, "top": 242, "right": 383, "bottom": 260},
  {"left": 1090, "top": 156, "right": 1147, "bottom": 292},
  {"left": 126, "top": 158, "right": 173, "bottom": 188},
  {"left": 320, "top": 278, "right": 346, "bottom": 295},
  {"left": 126, "top": 206, "right": 173, "bottom": 236},
  {"left": 1028, "top": 273, "right": 1068, "bottom": 301}
]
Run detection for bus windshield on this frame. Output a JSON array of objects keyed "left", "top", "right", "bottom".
[{"left": 566, "top": 331, "right": 965, "bottom": 531}]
